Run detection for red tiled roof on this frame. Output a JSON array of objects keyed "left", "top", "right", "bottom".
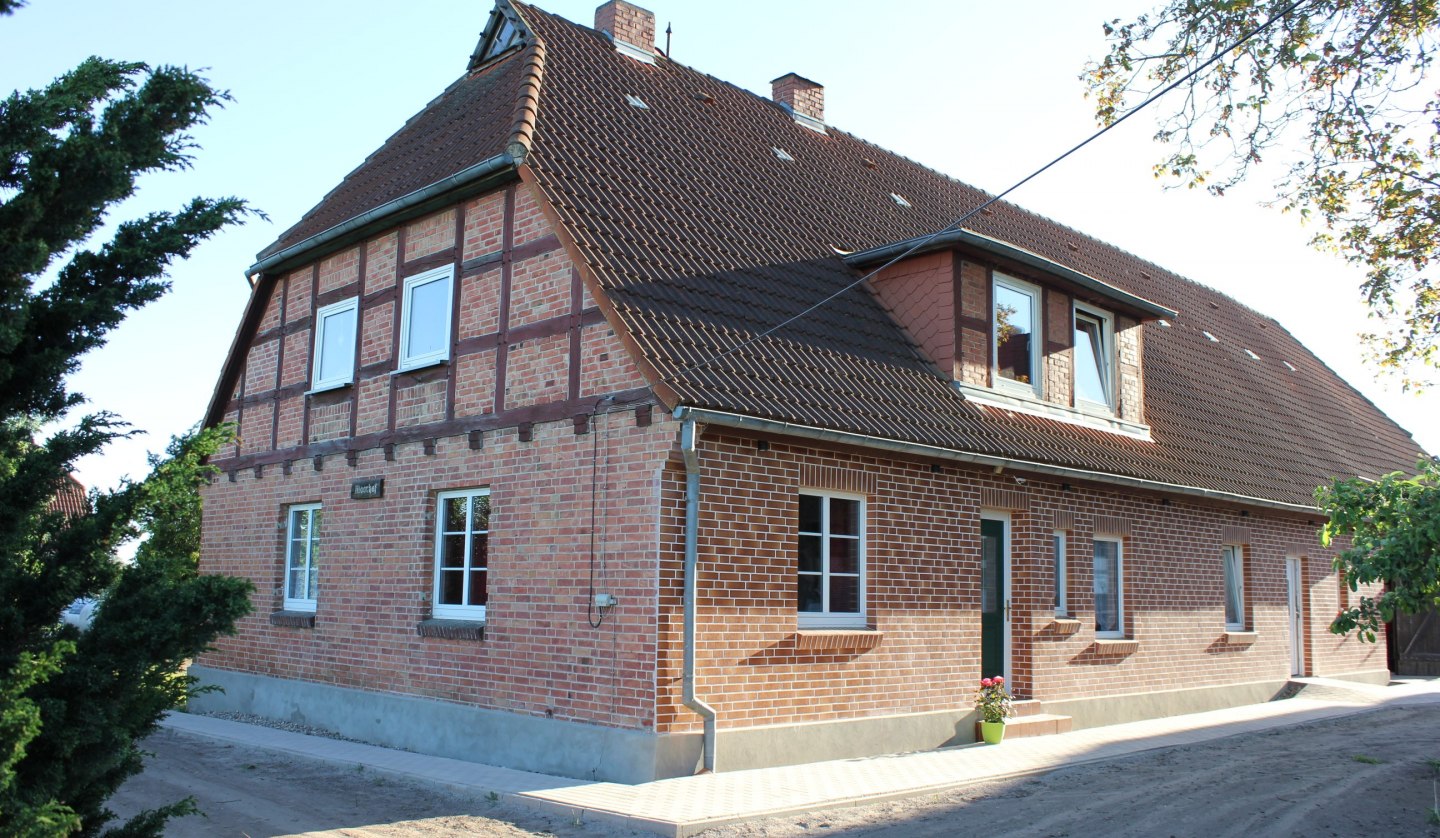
[
  {"left": 255, "top": 1, "right": 1423, "bottom": 508},
  {"left": 48, "top": 475, "right": 88, "bottom": 519},
  {"left": 256, "top": 38, "right": 540, "bottom": 261}
]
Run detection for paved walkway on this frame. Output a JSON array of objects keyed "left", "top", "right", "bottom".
[{"left": 161, "top": 677, "right": 1440, "bottom": 837}]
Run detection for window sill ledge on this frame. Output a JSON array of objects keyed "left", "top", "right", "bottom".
[
  {"left": 305, "top": 381, "right": 353, "bottom": 397},
  {"left": 955, "top": 381, "right": 1151, "bottom": 441},
  {"left": 1092, "top": 638, "right": 1139, "bottom": 655},
  {"left": 392, "top": 359, "right": 449, "bottom": 377},
  {"left": 1224, "top": 630, "right": 1258, "bottom": 645},
  {"left": 1049, "top": 618, "right": 1082, "bottom": 637},
  {"left": 270, "top": 610, "right": 316, "bottom": 629},
  {"left": 417, "top": 618, "right": 485, "bottom": 640},
  {"left": 796, "top": 629, "right": 883, "bottom": 651}
]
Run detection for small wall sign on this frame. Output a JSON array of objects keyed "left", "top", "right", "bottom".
[{"left": 351, "top": 477, "right": 385, "bottom": 500}]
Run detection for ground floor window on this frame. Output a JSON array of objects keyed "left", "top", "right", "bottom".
[
  {"left": 433, "top": 488, "right": 490, "bottom": 620},
  {"left": 1053, "top": 530, "right": 1068, "bottom": 616},
  {"left": 284, "top": 503, "right": 322, "bottom": 612},
  {"left": 1094, "top": 537, "right": 1123, "bottom": 637},
  {"left": 797, "top": 491, "right": 865, "bottom": 628},
  {"left": 1223, "top": 544, "right": 1245, "bottom": 630}
]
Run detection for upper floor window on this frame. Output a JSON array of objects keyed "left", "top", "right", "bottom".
[
  {"left": 797, "top": 491, "right": 866, "bottom": 628},
  {"left": 311, "top": 297, "right": 357, "bottom": 391},
  {"left": 993, "top": 273, "right": 1041, "bottom": 396},
  {"left": 433, "top": 488, "right": 490, "bottom": 621},
  {"left": 284, "top": 503, "right": 322, "bottom": 612},
  {"left": 399, "top": 265, "right": 454, "bottom": 371},
  {"left": 1074, "top": 304, "right": 1114, "bottom": 410}
]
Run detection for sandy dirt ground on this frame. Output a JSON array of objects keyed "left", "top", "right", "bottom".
[{"left": 108, "top": 704, "right": 1440, "bottom": 837}]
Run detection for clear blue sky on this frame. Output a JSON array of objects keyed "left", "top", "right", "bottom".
[{"left": 1, "top": 0, "right": 1433, "bottom": 492}]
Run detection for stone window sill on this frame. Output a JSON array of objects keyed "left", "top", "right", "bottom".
[
  {"left": 269, "top": 610, "right": 315, "bottom": 629},
  {"left": 1224, "top": 630, "right": 1258, "bottom": 645},
  {"left": 796, "top": 629, "right": 883, "bottom": 651},
  {"left": 1092, "top": 638, "right": 1139, "bottom": 654},
  {"left": 417, "top": 618, "right": 485, "bottom": 640}
]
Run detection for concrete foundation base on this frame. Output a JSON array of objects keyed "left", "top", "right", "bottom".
[
  {"left": 189, "top": 666, "right": 1390, "bottom": 783},
  {"left": 186, "top": 666, "right": 695, "bottom": 784}
]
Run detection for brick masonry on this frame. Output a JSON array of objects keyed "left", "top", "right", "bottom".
[{"left": 202, "top": 178, "right": 1382, "bottom": 754}]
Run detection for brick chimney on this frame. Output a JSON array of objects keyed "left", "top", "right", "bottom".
[
  {"left": 772, "top": 73, "right": 825, "bottom": 124},
  {"left": 595, "top": 1, "right": 656, "bottom": 57}
]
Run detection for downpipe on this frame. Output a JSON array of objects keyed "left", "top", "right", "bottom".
[{"left": 680, "top": 418, "right": 717, "bottom": 773}]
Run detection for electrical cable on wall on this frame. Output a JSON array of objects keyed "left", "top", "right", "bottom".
[{"left": 656, "top": 0, "right": 1310, "bottom": 388}]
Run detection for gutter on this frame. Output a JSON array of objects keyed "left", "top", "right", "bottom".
[
  {"left": 673, "top": 406, "right": 1319, "bottom": 515},
  {"left": 247, "top": 151, "right": 518, "bottom": 278},
  {"left": 680, "top": 418, "right": 718, "bottom": 773},
  {"left": 844, "top": 229, "right": 1178, "bottom": 320}
]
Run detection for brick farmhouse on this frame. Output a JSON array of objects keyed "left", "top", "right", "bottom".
[{"left": 193, "top": 1, "right": 1424, "bottom": 783}]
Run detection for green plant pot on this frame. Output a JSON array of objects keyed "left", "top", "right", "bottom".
[{"left": 980, "top": 720, "right": 1006, "bottom": 745}]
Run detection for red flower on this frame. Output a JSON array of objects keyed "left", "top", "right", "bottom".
[
  {"left": 981, "top": 678, "right": 994, "bottom": 688},
  {"left": 994, "top": 676, "right": 1004, "bottom": 684}
]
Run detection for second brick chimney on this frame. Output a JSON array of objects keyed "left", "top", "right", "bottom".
[
  {"left": 772, "top": 73, "right": 825, "bottom": 128},
  {"left": 596, "top": 1, "right": 656, "bottom": 58}
]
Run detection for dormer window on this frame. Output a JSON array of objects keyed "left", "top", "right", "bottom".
[
  {"left": 993, "top": 273, "right": 1041, "bottom": 397},
  {"left": 1074, "top": 304, "right": 1114, "bottom": 411}
]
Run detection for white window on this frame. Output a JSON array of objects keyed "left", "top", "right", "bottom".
[
  {"left": 399, "top": 265, "right": 454, "bottom": 371},
  {"left": 1073, "top": 304, "right": 1114, "bottom": 410},
  {"left": 1093, "top": 537, "right": 1124, "bottom": 637},
  {"left": 433, "top": 488, "right": 490, "bottom": 620},
  {"left": 1053, "top": 530, "right": 1068, "bottom": 617},
  {"left": 1223, "top": 544, "right": 1245, "bottom": 630},
  {"left": 311, "top": 297, "right": 357, "bottom": 390},
  {"left": 993, "top": 273, "right": 1041, "bottom": 396},
  {"left": 797, "top": 491, "right": 865, "bottom": 628},
  {"left": 284, "top": 504, "right": 322, "bottom": 612}
]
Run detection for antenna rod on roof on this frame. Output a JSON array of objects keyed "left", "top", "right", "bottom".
[{"left": 665, "top": 22, "right": 672, "bottom": 57}]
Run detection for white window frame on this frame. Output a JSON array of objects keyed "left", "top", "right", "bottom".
[
  {"left": 398, "top": 265, "right": 454, "bottom": 372},
  {"left": 992, "top": 272, "right": 1043, "bottom": 398},
  {"left": 1223, "top": 544, "right": 1246, "bottom": 631},
  {"left": 310, "top": 296, "right": 358, "bottom": 391},
  {"left": 1093, "top": 537, "right": 1125, "bottom": 638},
  {"left": 432, "top": 488, "right": 490, "bottom": 621},
  {"left": 1053, "top": 530, "right": 1068, "bottom": 617},
  {"left": 797, "top": 490, "right": 867, "bottom": 629},
  {"left": 283, "top": 503, "right": 322, "bottom": 613},
  {"left": 1073, "top": 302, "right": 1115, "bottom": 412}
]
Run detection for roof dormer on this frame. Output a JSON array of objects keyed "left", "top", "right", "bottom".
[{"left": 848, "top": 232, "right": 1176, "bottom": 440}]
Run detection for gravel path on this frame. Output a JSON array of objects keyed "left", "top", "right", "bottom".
[{"left": 109, "top": 704, "right": 1440, "bottom": 837}]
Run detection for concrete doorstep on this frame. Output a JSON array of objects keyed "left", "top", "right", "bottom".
[{"left": 160, "top": 677, "right": 1440, "bottom": 838}]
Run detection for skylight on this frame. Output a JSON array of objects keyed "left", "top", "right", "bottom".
[
  {"left": 1243, "top": 349, "right": 1259, "bottom": 360},
  {"left": 890, "top": 193, "right": 912, "bottom": 208},
  {"left": 772, "top": 147, "right": 794, "bottom": 162},
  {"left": 1157, "top": 319, "right": 1171, "bottom": 328},
  {"left": 1283, "top": 361, "right": 1297, "bottom": 371},
  {"left": 626, "top": 94, "right": 649, "bottom": 109},
  {"left": 1203, "top": 331, "right": 1218, "bottom": 342}
]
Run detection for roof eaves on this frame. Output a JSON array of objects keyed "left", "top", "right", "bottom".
[
  {"left": 678, "top": 406, "right": 1319, "bottom": 514},
  {"left": 246, "top": 151, "right": 518, "bottom": 278},
  {"left": 846, "top": 228, "right": 1178, "bottom": 320}
]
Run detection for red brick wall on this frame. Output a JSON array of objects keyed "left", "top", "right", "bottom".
[
  {"left": 202, "top": 418, "right": 673, "bottom": 728},
  {"left": 594, "top": 0, "right": 654, "bottom": 51},
  {"left": 654, "top": 430, "right": 1381, "bottom": 734}
]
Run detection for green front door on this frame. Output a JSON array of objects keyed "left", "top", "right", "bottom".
[{"left": 980, "top": 518, "right": 1006, "bottom": 680}]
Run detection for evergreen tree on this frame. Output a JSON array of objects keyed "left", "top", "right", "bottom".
[{"left": 1, "top": 4, "right": 253, "bottom": 834}]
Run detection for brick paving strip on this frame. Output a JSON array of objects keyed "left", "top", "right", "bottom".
[{"left": 161, "top": 677, "right": 1440, "bottom": 838}]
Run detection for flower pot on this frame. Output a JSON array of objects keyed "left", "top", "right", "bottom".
[{"left": 980, "top": 720, "right": 1006, "bottom": 745}]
